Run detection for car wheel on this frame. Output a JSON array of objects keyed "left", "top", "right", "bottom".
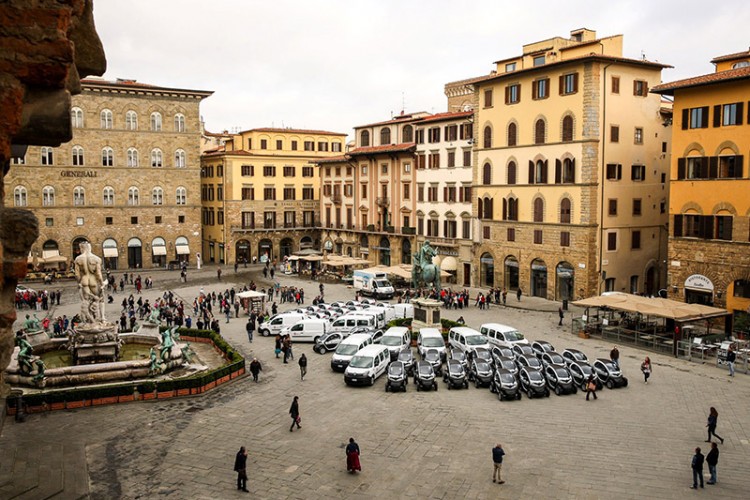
[
  {"left": 261, "top": 329, "right": 270, "bottom": 337},
  {"left": 475, "top": 379, "right": 480, "bottom": 389},
  {"left": 516, "top": 392, "right": 522, "bottom": 400},
  {"left": 403, "top": 385, "right": 407, "bottom": 392},
  {"left": 385, "top": 384, "right": 389, "bottom": 392},
  {"left": 555, "top": 386, "right": 561, "bottom": 396},
  {"left": 489, "top": 383, "right": 496, "bottom": 394},
  {"left": 447, "top": 384, "right": 452, "bottom": 390},
  {"left": 606, "top": 379, "right": 613, "bottom": 389},
  {"left": 623, "top": 377, "right": 628, "bottom": 387},
  {"left": 545, "top": 390, "right": 550, "bottom": 397},
  {"left": 498, "top": 392, "right": 504, "bottom": 401},
  {"left": 434, "top": 382, "right": 438, "bottom": 391},
  {"left": 369, "top": 376, "right": 375, "bottom": 386},
  {"left": 572, "top": 387, "right": 578, "bottom": 394},
  {"left": 416, "top": 384, "right": 421, "bottom": 392},
  {"left": 527, "top": 389, "right": 533, "bottom": 399}
]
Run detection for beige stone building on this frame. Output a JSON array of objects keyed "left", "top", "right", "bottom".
[
  {"left": 446, "top": 28, "right": 672, "bottom": 300},
  {"left": 200, "top": 128, "right": 346, "bottom": 264},
  {"left": 5, "top": 78, "right": 212, "bottom": 270}
]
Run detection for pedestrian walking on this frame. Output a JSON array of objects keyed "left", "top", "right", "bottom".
[
  {"left": 299, "top": 353, "right": 307, "bottom": 381},
  {"left": 491, "top": 443, "right": 505, "bottom": 484},
  {"left": 706, "top": 442, "right": 719, "bottom": 484},
  {"left": 289, "top": 396, "right": 301, "bottom": 432},
  {"left": 705, "top": 407, "right": 724, "bottom": 444},
  {"left": 585, "top": 374, "right": 598, "bottom": 401},
  {"left": 691, "top": 446, "right": 705, "bottom": 489},
  {"left": 234, "top": 262, "right": 239, "bottom": 273},
  {"left": 246, "top": 317, "right": 255, "bottom": 343},
  {"left": 275, "top": 334, "right": 282, "bottom": 358},
  {"left": 726, "top": 346, "right": 736, "bottom": 377},
  {"left": 558, "top": 306, "right": 564, "bottom": 326},
  {"left": 641, "top": 356, "right": 652, "bottom": 384},
  {"left": 610, "top": 345, "right": 620, "bottom": 369},
  {"left": 249, "top": 358, "right": 262, "bottom": 382},
  {"left": 502, "top": 288, "right": 507, "bottom": 305},
  {"left": 346, "top": 438, "right": 361, "bottom": 473},
  {"left": 234, "top": 446, "right": 249, "bottom": 493}
]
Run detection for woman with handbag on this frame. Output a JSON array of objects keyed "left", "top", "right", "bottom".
[
  {"left": 641, "top": 357, "right": 652, "bottom": 384},
  {"left": 289, "top": 396, "right": 301, "bottom": 432},
  {"left": 705, "top": 407, "right": 724, "bottom": 444},
  {"left": 346, "top": 438, "right": 361, "bottom": 473},
  {"left": 585, "top": 374, "right": 598, "bottom": 401}
]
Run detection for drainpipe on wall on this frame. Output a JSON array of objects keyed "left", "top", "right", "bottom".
[{"left": 598, "top": 58, "right": 614, "bottom": 295}]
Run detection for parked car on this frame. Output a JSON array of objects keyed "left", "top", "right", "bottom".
[
  {"left": 344, "top": 344, "right": 390, "bottom": 386},
  {"left": 423, "top": 348, "right": 443, "bottom": 376},
  {"left": 414, "top": 360, "right": 438, "bottom": 391},
  {"left": 443, "top": 360, "right": 469, "bottom": 389},
  {"left": 490, "top": 368, "right": 522, "bottom": 400},
  {"left": 519, "top": 367, "right": 550, "bottom": 398},
  {"left": 568, "top": 360, "right": 603, "bottom": 391},
  {"left": 417, "top": 328, "right": 447, "bottom": 359},
  {"left": 561, "top": 348, "right": 589, "bottom": 366},
  {"left": 515, "top": 354, "right": 542, "bottom": 371},
  {"left": 490, "top": 345, "right": 515, "bottom": 362},
  {"left": 448, "top": 348, "right": 468, "bottom": 370},
  {"left": 379, "top": 326, "right": 411, "bottom": 361},
  {"left": 492, "top": 355, "right": 518, "bottom": 377},
  {"left": 531, "top": 340, "right": 555, "bottom": 359},
  {"left": 481, "top": 323, "right": 529, "bottom": 349},
  {"left": 385, "top": 361, "right": 408, "bottom": 392},
  {"left": 448, "top": 326, "right": 490, "bottom": 355},
  {"left": 331, "top": 334, "right": 374, "bottom": 372},
  {"left": 512, "top": 344, "right": 534, "bottom": 358},
  {"left": 468, "top": 359, "right": 494, "bottom": 388},
  {"left": 314, "top": 331, "right": 345, "bottom": 354},
  {"left": 540, "top": 351, "right": 566, "bottom": 369},
  {"left": 397, "top": 349, "right": 416, "bottom": 377},
  {"left": 544, "top": 364, "right": 577, "bottom": 395},
  {"left": 469, "top": 347, "right": 493, "bottom": 367},
  {"left": 259, "top": 313, "right": 309, "bottom": 337},
  {"left": 593, "top": 358, "right": 628, "bottom": 388}
]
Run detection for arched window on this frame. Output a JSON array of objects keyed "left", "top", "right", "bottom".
[
  {"left": 482, "top": 162, "right": 492, "bottom": 185},
  {"left": 507, "top": 161, "right": 517, "bottom": 185},
  {"left": 534, "top": 119, "right": 546, "bottom": 144},
  {"left": 563, "top": 158, "right": 575, "bottom": 183},
  {"left": 42, "top": 186, "right": 55, "bottom": 206},
  {"left": 533, "top": 197, "right": 544, "bottom": 222},
  {"left": 72, "top": 145, "right": 84, "bottom": 166},
  {"left": 482, "top": 197, "right": 494, "bottom": 219},
  {"left": 71, "top": 107, "right": 84, "bottom": 128},
  {"left": 508, "top": 198, "right": 518, "bottom": 221},
  {"left": 103, "top": 186, "right": 115, "bottom": 206},
  {"left": 360, "top": 130, "right": 370, "bottom": 147},
  {"left": 150, "top": 148, "right": 163, "bottom": 168},
  {"left": 174, "top": 149, "right": 186, "bottom": 168},
  {"left": 507, "top": 122, "right": 517, "bottom": 146},
  {"left": 40, "top": 147, "right": 53, "bottom": 165},
  {"left": 176, "top": 186, "right": 187, "bottom": 205},
  {"left": 100, "top": 109, "right": 113, "bottom": 129},
  {"left": 127, "top": 148, "right": 139, "bottom": 167},
  {"left": 125, "top": 110, "right": 138, "bottom": 130},
  {"left": 380, "top": 128, "right": 391, "bottom": 145},
  {"left": 402, "top": 124, "right": 413, "bottom": 143},
  {"left": 150, "top": 112, "right": 162, "bottom": 131},
  {"left": 483, "top": 126, "right": 492, "bottom": 148},
  {"left": 13, "top": 186, "right": 27, "bottom": 207},
  {"left": 128, "top": 187, "right": 139, "bottom": 206},
  {"left": 101, "top": 147, "right": 114, "bottom": 167},
  {"left": 73, "top": 186, "right": 86, "bottom": 206},
  {"left": 174, "top": 113, "right": 185, "bottom": 132},
  {"left": 560, "top": 198, "right": 571, "bottom": 223},
  {"left": 534, "top": 159, "right": 547, "bottom": 184},
  {"left": 152, "top": 187, "right": 164, "bottom": 205},
  {"left": 562, "top": 115, "right": 574, "bottom": 142}
]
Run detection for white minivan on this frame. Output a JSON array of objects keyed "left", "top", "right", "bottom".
[
  {"left": 480, "top": 323, "right": 529, "bottom": 349},
  {"left": 331, "top": 333, "right": 374, "bottom": 372},
  {"left": 344, "top": 344, "right": 390, "bottom": 386},
  {"left": 259, "top": 313, "right": 308, "bottom": 337},
  {"left": 417, "top": 328, "right": 446, "bottom": 359},
  {"left": 448, "top": 326, "right": 490, "bottom": 355},
  {"left": 379, "top": 326, "right": 411, "bottom": 360},
  {"left": 282, "top": 318, "right": 330, "bottom": 343},
  {"left": 330, "top": 314, "right": 377, "bottom": 334}
]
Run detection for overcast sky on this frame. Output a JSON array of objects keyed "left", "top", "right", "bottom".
[{"left": 93, "top": 0, "right": 749, "bottom": 139}]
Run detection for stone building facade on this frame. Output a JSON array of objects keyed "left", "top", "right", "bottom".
[
  {"left": 653, "top": 49, "right": 750, "bottom": 322},
  {"left": 447, "top": 28, "right": 672, "bottom": 300},
  {"left": 200, "top": 128, "right": 346, "bottom": 264},
  {"left": 4, "top": 78, "right": 213, "bottom": 270}
]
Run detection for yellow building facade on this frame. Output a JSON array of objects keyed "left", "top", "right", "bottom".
[
  {"left": 200, "top": 128, "right": 346, "bottom": 264},
  {"left": 447, "top": 28, "right": 671, "bottom": 300},
  {"left": 653, "top": 50, "right": 750, "bottom": 321}
]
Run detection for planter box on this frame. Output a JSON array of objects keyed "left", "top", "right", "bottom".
[
  {"left": 157, "top": 391, "right": 175, "bottom": 399},
  {"left": 93, "top": 396, "right": 119, "bottom": 406},
  {"left": 27, "top": 405, "right": 45, "bottom": 414},
  {"left": 118, "top": 394, "right": 135, "bottom": 403},
  {"left": 190, "top": 387, "right": 202, "bottom": 395},
  {"left": 218, "top": 375, "right": 230, "bottom": 384},
  {"left": 6, "top": 407, "right": 17, "bottom": 416},
  {"left": 142, "top": 392, "right": 157, "bottom": 400},
  {"left": 50, "top": 402, "right": 66, "bottom": 411},
  {"left": 66, "top": 400, "right": 85, "bottom": 409},
  {"left": 204, "top": 381, "right": 216, "bottom": 390},
  {"left": 578, "top": 332, "right": 590, "bottom": 339},
  {"left": 176, "top": 389, "right": 190, "bottom": 397}
]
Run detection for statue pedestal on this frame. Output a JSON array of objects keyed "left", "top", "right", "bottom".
[
  {"left": 412, "top": 299, "right": 442, "bottom": 330},
  {"left": 24, "top": 329, "right": 49, "bottom": 347},
  {"left": 69, "top": 322, "right": 121, "bottom": 365}
]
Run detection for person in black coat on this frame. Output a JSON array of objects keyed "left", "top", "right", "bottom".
[
  {"left": 234, "top": 446, "right": 249, "bottom": 492},
  {"left": 299, "top": 354, "right": 307, "bottom": 381},
  {"left": 289, "top": 396, "right": 301, "bottom": 432},
  {"left": 706, "top": 442, "right": 719, "bottom": 484},
  {"left": 691, "top": 447, "right": 704, "bottom": 489}
]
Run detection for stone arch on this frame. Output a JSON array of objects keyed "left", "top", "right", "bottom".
[
  {"left": 560, "top": 111, "right": 576, "bottom": 142},
  {"left": 532, "top": 194, "right": 546, "bottom": 222},
  {"left": 679, "top": 201, "right": 703, "bottom": 214},
  {"left": 558, "top": 194, "right": 573, "bottom": 223},
  {"left": 711, "top": 202, "right": 737, "bottom": 215},
  {"left": 682, "top": 142, "right": 705, "bottom": 157},
  {"left": 506, "top": 120, "right": 518, "bottom": 146},
  {"left": 533, "top": 115, "right": 547, "bottom": 144},
  {"left": 482, "top": 121, "right": 493, "bottom": 148},
  {"left": 714, "top": 140, "right": 740, "bottom": 155}
]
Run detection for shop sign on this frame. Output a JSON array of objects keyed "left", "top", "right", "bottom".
[{"left": 684, "top": 274, "right": 713, "bottom": 291}]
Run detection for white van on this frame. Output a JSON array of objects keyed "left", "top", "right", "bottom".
[
  {"left": 350, "top": 309, "right": 386, "bottom": 329},
  {"left": 282, "top": 318, "right": 330, "bottom": 343},
  {"left": 367, "top": 305, "right": 395, "bottom": 325},
  {"left": 448, "top": 326, "right": 490, "bottom": 355},
  {"left": 379, "top": 326, "right": 412, "bottom": 360},
  {"left": 480, "top": 323, "right": 529, "bottom": 349},
  {"left": 330, "top": 333, "right": 373, "bottom": 372},
  {"left": 344, "top": 344, "right": 390, "bottom": 386},
  {"left": 330, "top": 314, "right": 378, "bottom": 334},
  {"left": 393, "top": 303, "right": 414, "bottom": 319},
  {"left": 259, "top": 313, "right": 308, "bottom": 337},
  {"left": 417, "top": 328, "right": 446, "bottom": 358}
]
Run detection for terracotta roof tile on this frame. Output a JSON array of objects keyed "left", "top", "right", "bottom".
[
  {"left": 240, "top": 127, "right": 346, "bottom": 136},
  {"left": 348, "top": 143, "right": 416, "bottom": 155},
  {"left": 417, "top": 111, "right": 473, "bottom": 124},
  {"left": 711, "top": 50, "right": 750, "bottom": 64},
  {"left": 651, "top": 66, "right": 750, "bottom": 94},
  {"left": 316, "top": 155, "right": 349, "bottom": 164},
  {"left": 355, "top": 114, "right": 428, "bottom": 129}
]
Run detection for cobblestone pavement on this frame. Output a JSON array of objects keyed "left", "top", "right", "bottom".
[{"left": 2, "top": 267, "right": 749, "bottom": 499}]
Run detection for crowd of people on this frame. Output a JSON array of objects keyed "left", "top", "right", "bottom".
[{"left": 14, "top": 288, "right": 62, "bottom": 310}]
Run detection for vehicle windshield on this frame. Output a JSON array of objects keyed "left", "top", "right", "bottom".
[
  {"left": 380, "top": 336, "right": 402, "bottom": 346},
  {"left": 476, "top": 350, "right": 491, "bottom": 360},
  {"left": 516, "top": 345, "right": 533, "bottom": 355},
  {"left": 374, "top": 280, "right": 390, "bottom": 287},
  {"left": 528, "top": 371, "right": 543, "bottom": 381},
  {"left": 501, "top": 360, "right": 515, "bottom": 370},
  {"left": 601, "top": 361, "right": 617, "bottom": 371},
  {"left": 475, "top": 362, "right": 491, "bottom": 372},
  {"left": 348, "top": 356, "right": 373, "bottom": 369},
  {"left": 418, "top": 364, "right": 433, "bottom": 375},
  {"left": 550, "top": 354, "right": 564, "bottom": 363},
  {"left": 580, "top": 364, "right": 593, "bottom": 375},
  {"left": 500, "top": 373, "right": 516, "bottom": 383},
  {"left": 389, "top": 365, "right": 403, "bottom": 375},
  {"left": 452, "top": 351, "right": 466, "bottom": 361},
  {"left": 555, "top": 368, "right": 569, "bottom": 377},
  {"left": 526, "top": 357, "right": 541, "bottom": 367},
  {"left": 449, "top": 364, "right": 464, "bottom": 374},
  {"left": 505, "top": 331, "right": 523, "bottom": 341},
  {"left": 465, "top": 335, "right": 487, "bottom": 346},
  {"left": 422, "top": 338, "right": 445, "bottom": 347},
  {"left": 335, "top": 344, "right": 360, "bottom": 356},
  {"left": 398, "top": 352, "right": 412, "bottom": 361},
  {"left": 424, "top": 350, "right": 439, "bottom": 361}
]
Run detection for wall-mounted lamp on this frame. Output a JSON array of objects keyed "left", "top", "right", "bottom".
[{"left": 716, "top": 290, "right": 723, "bottom": 299}]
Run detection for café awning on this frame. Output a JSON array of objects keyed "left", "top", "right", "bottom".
[
  {"left": 152, "top": 246, "right": 167, "bottom": 256},
  {"left": 103, "top": 247, "right": 119, "bottom": 258},
  {"left": 572, "top": 293, "right": 730, "bottom": 321},
  {"left": 176, "top": 244, "right": 190, "bottom": 255}
]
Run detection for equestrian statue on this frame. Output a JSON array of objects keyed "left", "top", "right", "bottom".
[{"left": 412, "top": 241, "right": 441, "bottom": 290}]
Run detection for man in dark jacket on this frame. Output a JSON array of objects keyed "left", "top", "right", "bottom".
[
  {"left": 299, "top": 353, "right": 307, "bottom": 381},
  {"left": 610, "top": 346, "right": 620, "bottom": 369},
  {"left": 234, "top": 446, "right": 248, "bottom": 492},
  {"left": 691, "top": 446, "right": 704, "bottom": 489},
  {"left": 727, "top": 346, "right": 736, "bottom": 377},
  {"left": 249, "top": 358, "right": 262, "bottom": 382},
  {"left": 706, "top": 442, "right": 719, "bottom": 484},
  {"left": 245, "top": 317, "right": 254, "bottom": 343},
  {"left": 492, "top": 443, "right": 505, "bottom": 484}
]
